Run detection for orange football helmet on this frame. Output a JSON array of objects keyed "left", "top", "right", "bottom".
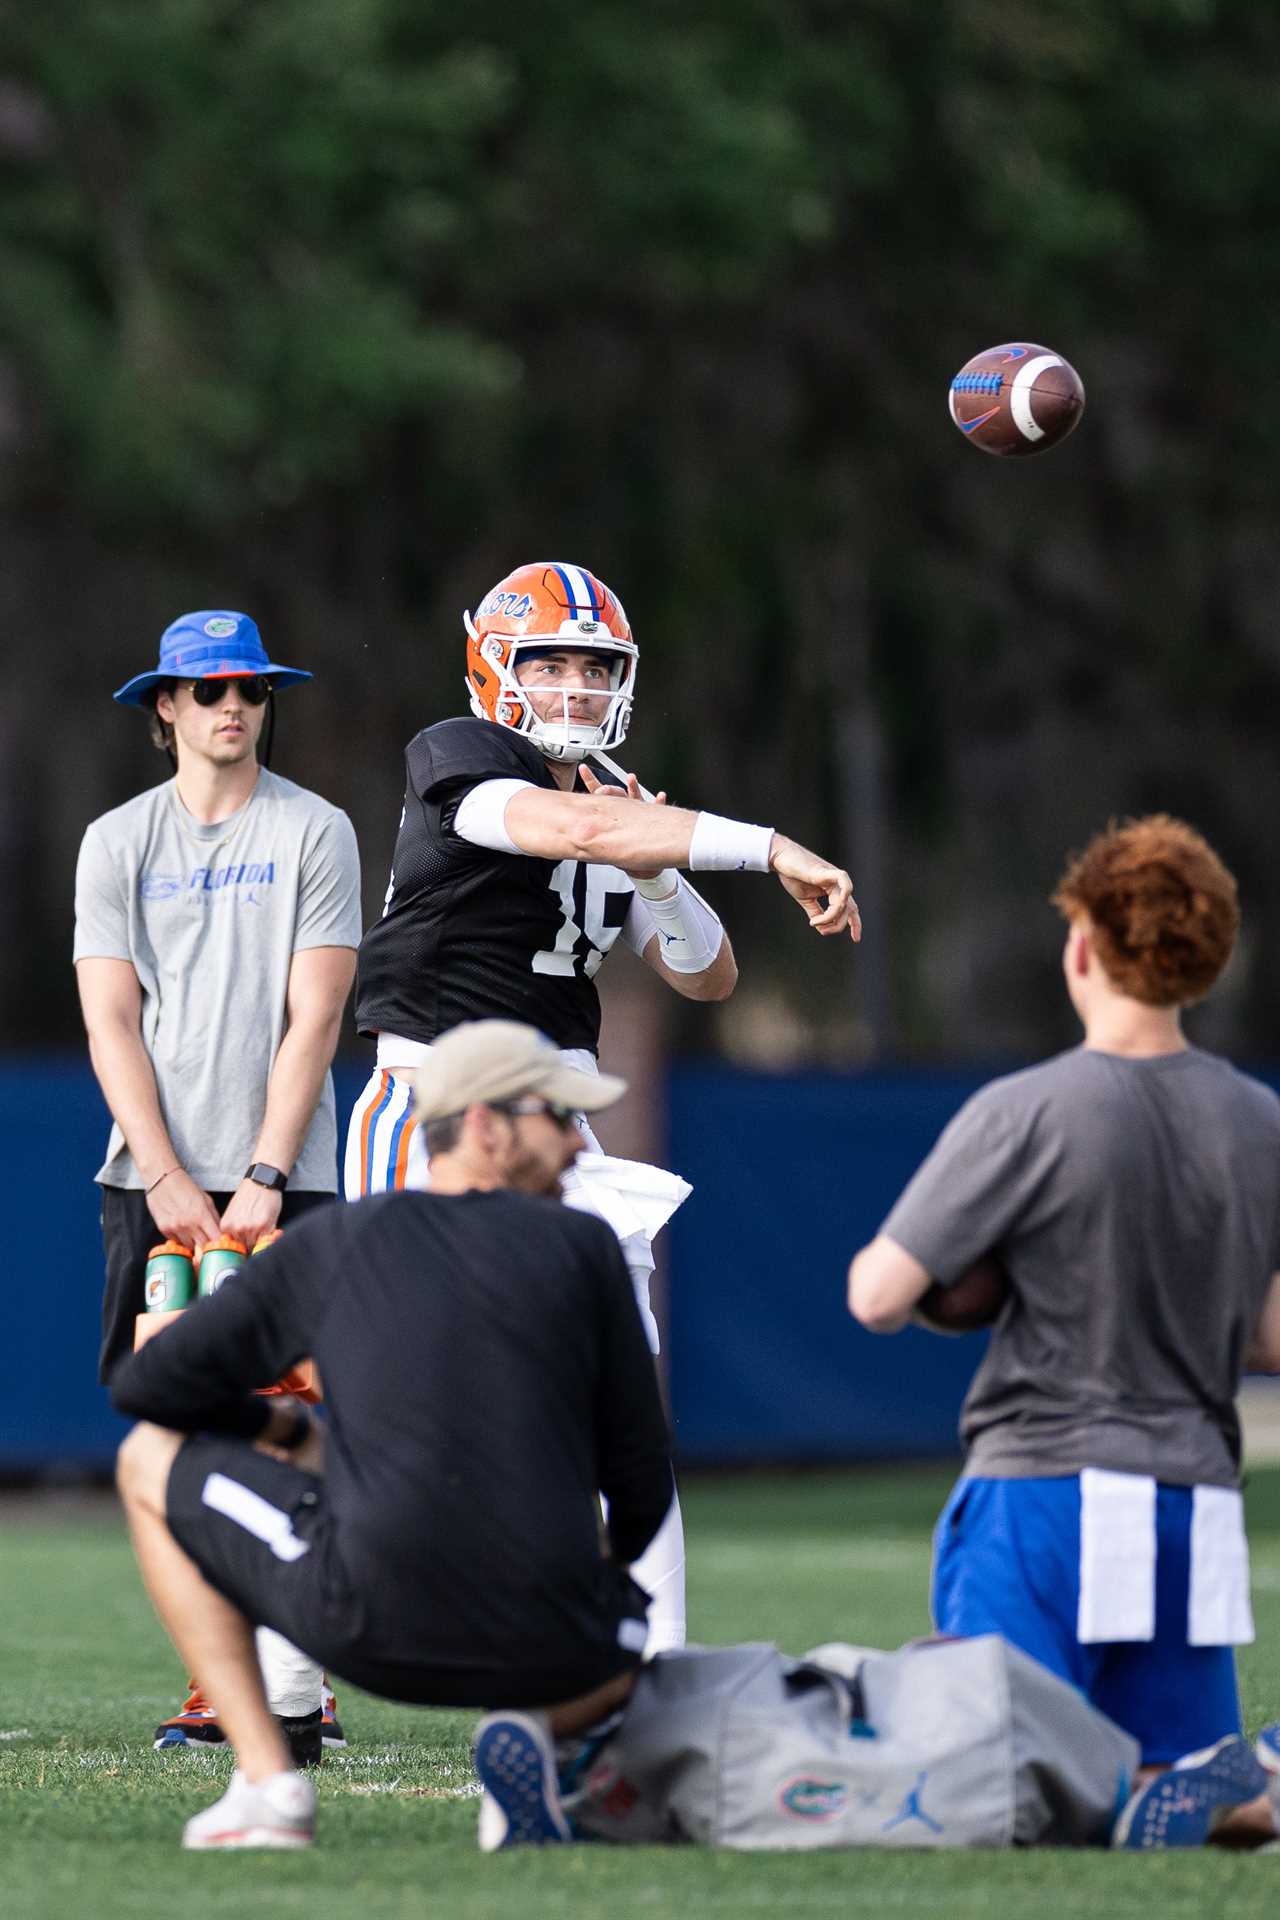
[{"left": 464, "top": 561, "right": 637, "bottom": 763}]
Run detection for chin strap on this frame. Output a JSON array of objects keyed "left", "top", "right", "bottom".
[{"left": 588, "top": 747, "right": 652, "bottom": 799}]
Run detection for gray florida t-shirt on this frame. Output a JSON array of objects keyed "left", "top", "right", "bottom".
[
  {"left": 881, "top": 1046, "right": 1280, "bottom": 1488},
  {"left": 74, "top": 770, "right": 361, "bottom": 1193}
]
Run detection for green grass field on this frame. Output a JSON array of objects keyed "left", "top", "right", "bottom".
[{"left": 4, "top": 1465, "right": 1280, "bottom": 1918}]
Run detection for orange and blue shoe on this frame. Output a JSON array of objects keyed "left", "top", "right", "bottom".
[
  {"left": 154, "top": 1683, "right": 226, "bottom": 1751},
  {"left": 321, "top": 1682, "right": 347, "bottom": 1749},
  {"left": 155, "top": 1685, "right": 322, "bottom": 1768}
]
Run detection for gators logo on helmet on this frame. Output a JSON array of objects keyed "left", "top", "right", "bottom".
[{"left": 463, "top": 561, "right": 637, "bottom": 764}]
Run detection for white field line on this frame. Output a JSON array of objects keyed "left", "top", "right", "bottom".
[{"left": 347, "top": 1781, "right": 481, "bottom": 1798}]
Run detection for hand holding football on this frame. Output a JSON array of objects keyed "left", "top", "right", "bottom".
[
  {"left": 949, "top": 343, "right": 1084, "bottom": 456},
  {"left": 913, "top": 1254, "right": 1010, "bottom": 1335}
]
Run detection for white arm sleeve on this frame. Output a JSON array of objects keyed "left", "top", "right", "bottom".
[
  {"left": 621, "top": 875, "right": 724, "bottom": 975},
  {"left": 620, "top": 891, "right": 658, "bottom": 957},
  {"left": 451, "top": 777, "right": 538, "bottom": 855}
]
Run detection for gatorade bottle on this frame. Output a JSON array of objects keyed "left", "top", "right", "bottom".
[
  {"left": 197, "top": 1234, "right": 247, "bottom": 1295},
  {"left": 144, "top": 1241, "right": 195, "bottom": 1312},
  {"left": 251, "top": 1229, "right": 322, "bottom": 1404}
]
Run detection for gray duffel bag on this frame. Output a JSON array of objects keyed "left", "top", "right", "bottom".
[{"left": 570, "top": 1636, "right": 1139, "bottom": 1849}]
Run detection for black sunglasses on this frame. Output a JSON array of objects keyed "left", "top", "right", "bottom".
[
  {"left": 490, "top": 1097, "right": 579, "bottom": 1131},
  {"left": 186, "top": 676, "right": 273, "bottom": 707}
]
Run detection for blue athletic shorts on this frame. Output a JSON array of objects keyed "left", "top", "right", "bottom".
[{"left": 931, "top": 1475, "right": 1241, "bottom": 1766}]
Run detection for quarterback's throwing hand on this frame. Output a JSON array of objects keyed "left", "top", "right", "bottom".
[
  {"left": 579, "top": 764, "right": 668, "bottom": 809},
  {"left": 768, "top": 835, "right": 861, "bottom": 941},
  {"left": 579, "top": 762, "right": 670, "bottom": 880}
]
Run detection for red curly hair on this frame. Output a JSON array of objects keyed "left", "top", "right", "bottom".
[{"left": 1052, "top": 815, "right": 1239, "bottom": 1008}]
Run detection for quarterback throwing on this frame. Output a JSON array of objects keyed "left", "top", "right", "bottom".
[{"left": 346, "top": 560, "right": 860, "bottom": 1648}]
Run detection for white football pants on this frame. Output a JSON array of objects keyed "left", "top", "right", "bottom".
[
  {"left": 256, "top": 1626, "right": 324, "bottom": 1720},
  {"left": 620, "top": 1484, "right": 687, "bottom": 1655}
]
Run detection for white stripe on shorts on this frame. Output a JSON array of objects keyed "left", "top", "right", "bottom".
[
  {"left": 201, "top": 1471, "right": 311, "bottom": 1563},
  {"left": 1077, "top": 1468, "right": 1156, "bottom": 1643},
  {"left": 1189, "top": 1485, "right": 1254, "bottom": 1646}
]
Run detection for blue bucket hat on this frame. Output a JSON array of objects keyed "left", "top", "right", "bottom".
[{"left": 113, "top": 610, "right": 312, "bottom": 706}]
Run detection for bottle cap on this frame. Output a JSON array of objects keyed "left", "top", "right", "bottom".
[
  {"left": 148, "top": 1239, "right": 194, "bottom": 1260},
  {"left": 196, "top": 1233, "right": 247, "bottom": 1265}
]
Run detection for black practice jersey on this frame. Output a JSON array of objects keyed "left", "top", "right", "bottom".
[
  {"left": 111, "top": 1189, "right": 673, "bottom": 1669},
  {"left": 355, "top": 719, "right": 636, "bottom": 1053}
]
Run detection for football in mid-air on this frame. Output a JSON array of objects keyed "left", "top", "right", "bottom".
[
  {"left": 913, "top": 1254, "right": 1010, "bottom": 1334},
  {"left": 948, "top": 343, "right": 1084, "bottom": 456}
]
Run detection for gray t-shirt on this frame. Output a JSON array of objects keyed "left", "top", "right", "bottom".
[
  {"left": 74, "top": 770, "right": 361, "bottom": 1193},
  {"left": 882, "top": 1046, "right": 1280, "bottom": 1488}
]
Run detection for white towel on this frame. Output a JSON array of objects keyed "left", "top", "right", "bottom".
[
  {"left": 1189, "top": 1485, "right": 1255, "bottom": 1646},
  {"left": 562, "top": 1152, "right": 692, "bottom": 1242},
  {"left": 1077, "top": 1468, "right": 1156, "bottom": 1643}
]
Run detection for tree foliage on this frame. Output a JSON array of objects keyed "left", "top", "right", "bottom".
[{"left": 4, "top": 0, "right": 1280, "bottom": 1059}]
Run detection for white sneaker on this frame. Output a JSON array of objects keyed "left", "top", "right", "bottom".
[{"left": 182, "top": 1768, "right": 316, "bottom": 1850}]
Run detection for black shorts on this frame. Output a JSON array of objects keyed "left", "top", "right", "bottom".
[
  {"left": 165, "top": 1435, "right": 647, "bottom": 1709},
  {"left": 99, "top": 1186, "right": 336, "bottom": 1383}
]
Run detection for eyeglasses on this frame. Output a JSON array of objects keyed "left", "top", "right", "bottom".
[
  {"left": 186, "top": 676, "right": 273, "bottom": 707},
  {"left": 490, "top": 1097, "right": 580, "bottom": 1131}
]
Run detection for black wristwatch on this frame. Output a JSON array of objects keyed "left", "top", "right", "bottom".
[{"left": 246, "top": 1162, "right": 289, "bottom": 1191}]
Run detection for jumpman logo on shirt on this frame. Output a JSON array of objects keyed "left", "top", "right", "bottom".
[{"left": 880, "top": 1770, "right": 944, "bottom": 1835}]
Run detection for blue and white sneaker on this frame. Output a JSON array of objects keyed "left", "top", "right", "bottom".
[
  {"left": 1112, "top": 1734, "right": 1269, "bottom": 1849},
  {"left": 473, "top": 1712, "right": 573, "bottom": 1851},
  {"left": 1253, "top": 1722, "right": 1280, "bottom": 1836}
]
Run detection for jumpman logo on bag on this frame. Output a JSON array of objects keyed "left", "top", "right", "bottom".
[{"left": 881, "top": 1770, "right": 944, "bottom": 1835}]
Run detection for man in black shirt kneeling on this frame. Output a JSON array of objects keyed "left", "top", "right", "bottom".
[{"left": 113, "top": 1020, "right": 672, "bottom": 1851}]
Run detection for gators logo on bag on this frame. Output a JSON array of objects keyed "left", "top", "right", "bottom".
[{"left": 778, "top": 1775, "right": 848, "bottom": 1820}]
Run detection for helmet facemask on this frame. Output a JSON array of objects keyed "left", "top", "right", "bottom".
[{"left": 465, "top": 613, "right": 637, "bottom": 764}]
